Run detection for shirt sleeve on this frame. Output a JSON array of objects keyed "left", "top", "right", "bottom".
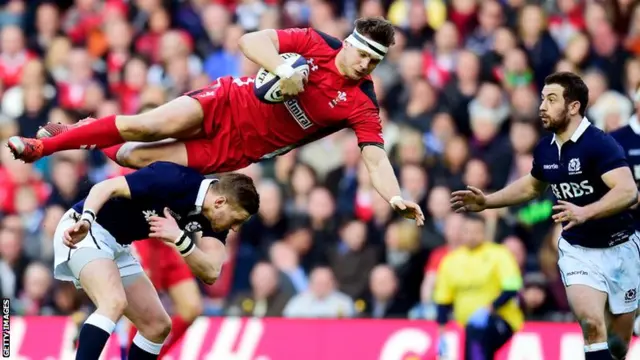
[
  {"left": 530, "top": 146, "right": 545, "bottom": 181},
  {"left": 124, "top": 162, "right": 187, "bottom": 201},
  {"left": 496, "top": 247, "right": 523, "bottom": 291},
  {"left": 433, "top": 255, "right": 455, "bottom": 305},
  {"left": 276, "top": 28, "right": 315, "bottom": 56},
  {"left": 347, "top": 105, "right": 384, "bottom": 148},
  {"left": 595, "top": 134, "right": 629, "bottom": 176}
]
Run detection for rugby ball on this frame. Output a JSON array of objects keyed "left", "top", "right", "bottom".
[{"left": 254, "top": 53, "right": 309, "bottom": 103}]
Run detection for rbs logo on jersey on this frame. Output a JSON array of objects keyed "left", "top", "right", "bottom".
[{"left": 550, "top": 180, "right": 594, "bottom": 199}]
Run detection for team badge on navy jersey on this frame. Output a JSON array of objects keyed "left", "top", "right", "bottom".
[
  {"left": 567, "top": 158, "right": 581, "bottom": 175},
  {"left": 184, "top": 221, "right": 202, "bottom": 233}
]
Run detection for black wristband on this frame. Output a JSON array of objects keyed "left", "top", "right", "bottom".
[{"left": 175, "top": 231, "right": 195, "bottom": 256}]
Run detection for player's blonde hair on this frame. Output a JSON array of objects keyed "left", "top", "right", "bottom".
[{"left": 213, "top": 173, "right": 260, "bottom": 216}]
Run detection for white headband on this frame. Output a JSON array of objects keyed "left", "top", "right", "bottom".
[{"left": 345, "top": 29, "right": 388, "bottom": 60}]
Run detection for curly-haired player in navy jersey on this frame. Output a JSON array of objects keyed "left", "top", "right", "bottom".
[{"left": 452, "top": 72, "right": 640, "bottom": 360}]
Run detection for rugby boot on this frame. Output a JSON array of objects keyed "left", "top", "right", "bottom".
[
  {"left": 6, "top": 136, "right": 43, "bottom": 162},
  {"left": 36, "top": 117, "right": 97, "bottom": 139}
]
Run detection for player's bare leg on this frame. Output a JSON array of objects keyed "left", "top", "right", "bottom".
[
  {"left": 169, "top": 279, "right": 203, "bottom": 325},
  {"left": 159, "top": 279, "right": 204, "bottom": 357},
  {"left": 76, "top": 257, "right": 128, "bottom": 359},
  {"left": 122, "top": 273, "right": 172, "bottom": 359},
  {"left": 567, "top": 285, "right": 613, "bottom": 359},
  {"left": 114, "top": 140, "right": 190, "bottom": 170},
  {"left": 7, "top": 96, "right": 204, "bottom": 162},
  {"left": 605, "top": 308, "right": 635, "bottom": 360}
]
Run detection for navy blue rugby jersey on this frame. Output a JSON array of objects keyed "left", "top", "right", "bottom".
[
  {"left": 72, "top": 161, "right": 228, "bottom": 245},
  {"left": 531, "top": 118, "right": 635, "bottom": 248},
  {"left": 611, "top": 120, "right": 640, "bottom": 230}
]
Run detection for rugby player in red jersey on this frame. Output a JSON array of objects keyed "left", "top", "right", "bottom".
[{"left": 7, "top": 17, "right": 424, "bottom": 224}]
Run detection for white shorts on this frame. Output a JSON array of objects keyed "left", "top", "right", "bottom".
[
  {"left": 558, "top": 233, "right": 640, "bottom": 314},
  {"left": 53, "top": 209, "right": 144, "bottom": 289}
]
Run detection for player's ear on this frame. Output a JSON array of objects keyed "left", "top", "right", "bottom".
[
  {"left": 569, "top": 100, "right": 580, "bottom": 116},
  {"left": 214, "top": 196, "right": 227, "bottom": 208}
]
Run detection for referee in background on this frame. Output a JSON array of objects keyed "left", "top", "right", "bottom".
[{"left": 434, "top": 213, "right": 524, "bottom": 360}]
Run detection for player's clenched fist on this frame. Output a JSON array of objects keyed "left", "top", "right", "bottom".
[
  {"left": 450, "top": 186, "right": 487, "bottom": 213},
  {"left": 148, "top": 207, "right": 182, "bottom": 243}
]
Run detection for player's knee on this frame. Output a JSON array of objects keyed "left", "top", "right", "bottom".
[
  {"left": 117, "top": 145, "right": 153, "bottom": 169},
  {"left": 155, "top": 313, "right": 173, "bottom": 340},
  {"left": 608, "top": 333, "right": 629, "bottom": 360},
  {"left": 96, "top": 291, "right": 128, "bottom": 319},
  {"left": 579, "top": 316, "right": 606, "bottom": 342}
]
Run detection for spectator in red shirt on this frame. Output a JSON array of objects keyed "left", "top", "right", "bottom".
[
  {"left": 56, "top": 48, "right": 96, "bottom": 110},
  {"left": 0, "top": 25, "right": 36, "bottom": 89},
  {"left": 135, "top": 7, "right": 171, "bottom": 64}
]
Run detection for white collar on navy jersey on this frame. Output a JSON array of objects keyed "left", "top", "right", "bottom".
[
  {"left": 550, "top": 117, "right": 591, "bottom": 145},
  {"left": 192, "top": 178, "right": 218, "bottom": 214},
  {"left": 629, "top": 114, "right": 640, "bottom": 135}
]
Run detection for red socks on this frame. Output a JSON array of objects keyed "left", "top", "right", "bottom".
[
  {"left": 102, "top": 144, "right": 124, "bottom": 163},
  {"left": 127, "top": 325, "right": 137, "bottom": 350},
  {"left": 41, "top": 115, "right": 124, "bottom": 156},
  {"left": 159, "top": 315, "right": 192, "bottom": 357}
]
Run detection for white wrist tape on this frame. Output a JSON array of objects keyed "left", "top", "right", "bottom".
[
  {"left": 175, "top": 231, "right": 195, "bottom": 257},
  {"left": 274, "top": 63, "right": 296, "bottom": 79},
  {"left": 389, "top": 196, "right": 404, "bottom": 206},
  {"left": 80, "top": 209, "right": 96, "bottom": 225}
]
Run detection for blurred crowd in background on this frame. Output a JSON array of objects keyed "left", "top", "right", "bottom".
[{"left": 0, "top": 0, "right": 638, "bottom": 322}]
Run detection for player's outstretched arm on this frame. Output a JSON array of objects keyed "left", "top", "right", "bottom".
[
  {"left": 361, "top": 145, "right": 425, "bottom": 225},
  {"left": 484, "top": 174, "right": 548, "bottom": 209},
  {"left": 452, "top": 174, "right": 547, "bottom": 213},
  {"left": 582, "top": 167, "right": 638, "bottom": 220}
]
